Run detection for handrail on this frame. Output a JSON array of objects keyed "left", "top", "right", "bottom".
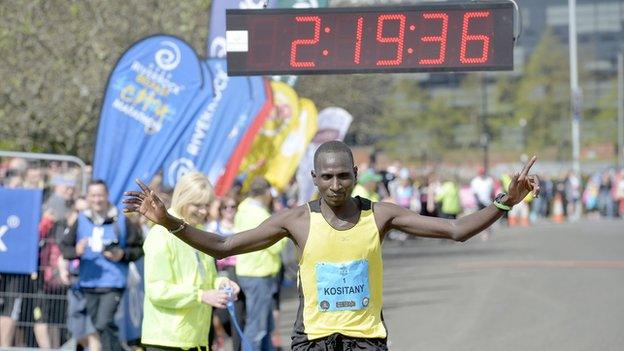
[{"left": 0, "top": 150, "right": 88, "bottom": 194}]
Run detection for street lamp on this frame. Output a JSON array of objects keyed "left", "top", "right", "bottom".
[
  {"left": 519, "top": 117, "right": 527, "bottom": 151},
  {"left": 481, "top": 73, "right": 490, "bottom": 175},
  {"left": 618, "top": 51, "right": 623, "bottom": 168},
  {"left": 568, "top": 0, "right": 581, "bottom": 174}
]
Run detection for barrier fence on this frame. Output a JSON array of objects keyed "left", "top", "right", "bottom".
[{"left": 1, "top": 153, "right": 86, "bottom": 349}]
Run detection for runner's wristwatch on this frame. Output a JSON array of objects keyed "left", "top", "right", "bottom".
[{"left": 493, "top": 192, "right": 512, "bottom": 211}]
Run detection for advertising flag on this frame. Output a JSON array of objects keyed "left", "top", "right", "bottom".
[
  {"left": 207, "top": 0, "right": 277, "bottom": 58},
  {"left": 0, "top": 188, "right": 42, "bottom": 274},
  {"left": 162, "top": 59, "right": 264, "bottom": 187},
  {"left": 264, "top": 98, "right": 318, "bottom": 191},
  {"left": 214, "top": 79, "right": 273, "bottom": 196},
  {"left": 240, "top": 81, "right": 299, "bottom": 190},
  {"left": 296, "top": 107, "right": 353, "bottom": 204},
  {"left": 93, "top": 35, "right": 204, "bottom": 204},
  {"left": 207, "top": 75, "right": 269, "bottom": 187}
]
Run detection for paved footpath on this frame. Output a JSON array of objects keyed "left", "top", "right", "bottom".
[{"left": 275, "top": 219, "right": 624, "bottom": 351}]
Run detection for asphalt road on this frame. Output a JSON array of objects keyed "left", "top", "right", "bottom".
[{"left": 276, "top": 219, "right": 624, "bottom": 351}]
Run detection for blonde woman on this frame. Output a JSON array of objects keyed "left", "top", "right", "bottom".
[{"left": 141, "top": 172, "right": 239, "bottom": 351}]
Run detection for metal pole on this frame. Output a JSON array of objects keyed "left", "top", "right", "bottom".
[
  {"left": 618, "top": 51, "right": 623, "bottom": 169},
  {"left": 481, "top": 73, "right": 489, "bottom": 175},
  {"left": 568, "top": 0, "right": 581, "bottom": 175},
  {"left": 0, "top": 150, "right": 88, "bottom": 194}
]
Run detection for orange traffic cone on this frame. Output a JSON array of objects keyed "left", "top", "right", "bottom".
[
  {"left": 552, "top": 193, "right": 564, "bottom": 223},
  {"left": 508, "top": 213, "right": 518, "bottom": 227}
]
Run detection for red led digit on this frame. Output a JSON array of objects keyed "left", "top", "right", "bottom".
[
  {"left": 354, "top": 17, "right": 364, "bottom": 64},
  {"left": 376, "top": 14, "right": 406, "bottom": 66},
  {"left": 290, "top": 15, "right": 321, "bottom": 68},
  {"left": 460, "top": 11, "right": 491, "bottom": 64},
  {"left": 418, "top": 12, "right": 448, "bottom": 65}
]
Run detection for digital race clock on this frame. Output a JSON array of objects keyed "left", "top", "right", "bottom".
[{"left": 225, "top": 1, "right": 514, "bottom": 76}]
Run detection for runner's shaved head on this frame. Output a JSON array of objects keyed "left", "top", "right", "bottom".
[{"left": 313, "top": 140, "right": 354, "bottom": 171}]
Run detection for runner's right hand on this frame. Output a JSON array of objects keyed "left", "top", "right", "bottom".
[{"left": 123, "top": 179, "right": 168, "bottom": 226}]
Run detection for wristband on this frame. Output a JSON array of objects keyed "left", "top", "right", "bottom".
[
  {"left": 493, "top": 193, "right": 512, "bottom": 211},
  {"left": 169, "top": 219, "right": 188, "bottom": 234}
]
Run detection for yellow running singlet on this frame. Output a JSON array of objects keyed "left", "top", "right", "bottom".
[{"left": 293, "top": 197, "right": 387, "bottom": 343}]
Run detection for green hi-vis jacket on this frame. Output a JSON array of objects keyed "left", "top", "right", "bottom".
[
  {"left": 141, "top": 211, "right": 226, "bottom": 349},
  {"left": 234, "top": 197, "right": 287, "bottom": 277}
]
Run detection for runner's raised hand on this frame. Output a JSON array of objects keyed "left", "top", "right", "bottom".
[
  {"left": 123, "top": 179, "right": 168, "bottom": 225},
  {"left": 506, "top": 156, "right": 540, "bottom": 205}
]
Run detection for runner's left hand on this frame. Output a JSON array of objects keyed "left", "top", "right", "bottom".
[{"left": 505, "top": 156, "right": 540, "bottom": 206}]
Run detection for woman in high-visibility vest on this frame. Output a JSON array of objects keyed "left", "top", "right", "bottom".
[{"left": 141, "top": 172, "right": 240, "bottom": 351}]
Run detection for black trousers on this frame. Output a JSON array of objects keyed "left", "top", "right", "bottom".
[
  {"left": 292, "top": 333, "right": 388, "bottom": 351},
  {"left": 84, "top": 288, "right": 124, "bottom": 351},
  {"left": 145, "top": 345, "right": 207, "bottom": 351}
]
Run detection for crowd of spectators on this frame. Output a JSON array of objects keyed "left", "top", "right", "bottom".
[
  {"left": 352, "top": 162, "right": 624, "bottom": 230},
  {"left": 1, "top": 155, "right": 623, "bottom": 350}
]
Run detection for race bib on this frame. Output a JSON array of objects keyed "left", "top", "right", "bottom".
[{"left": 315, "top": 259, "right": 370, "bottom": 312}]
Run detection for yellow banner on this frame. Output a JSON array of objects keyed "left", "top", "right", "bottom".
[
  {"left": 264, "top": 97, "right": 318, "bottom": 191},
  {"left": 240, "top": 81, "right": 300, "bottom": 190}
]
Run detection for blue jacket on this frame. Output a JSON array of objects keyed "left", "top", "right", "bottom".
[{"left": 59, "top": 206, "right": 143, "bottom": 289}]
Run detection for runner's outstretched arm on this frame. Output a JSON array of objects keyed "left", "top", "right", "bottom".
[
  {"left": 123, "top": 180, "right": 289, "bottom": 259},
  {"left": 377, "top": 156, "right": 539, "bottom": 242}
]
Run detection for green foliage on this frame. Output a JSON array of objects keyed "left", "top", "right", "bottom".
[
  {"left": 512, "top": 29, "right": 570, "bottom": 153},
  {"left": 296, "top": 74, "right": 392, "bottom": 144},
  {"left": 1, "top": 3, "right": 616, "bottom": 165},
  {"left": 0, "top": 1, "right": 212, "bottom": 162},
  {"left": 588, "top": 79, "right": 618, "bottom": 143},
  {"left": 371, "top": 28, "right": 591, "bottom": 161}
]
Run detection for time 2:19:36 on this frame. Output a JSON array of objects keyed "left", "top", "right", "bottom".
[{"left": 289, "top": 11, "right": 494, "bottom": 69}]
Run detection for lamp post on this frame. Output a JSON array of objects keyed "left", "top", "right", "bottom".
[
  {"left": 568, "top": 0, "right": 581, "bottom": 174},
  {"left": 618, "top": 51, "right": 623, "bottom": 168},
  {"left": 481, "top": 73, "right": 490, "bottom": 175}
]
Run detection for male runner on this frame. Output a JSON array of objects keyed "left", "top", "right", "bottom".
[{"left": 124, "top": 140, "right": 539, "bottom": 351}]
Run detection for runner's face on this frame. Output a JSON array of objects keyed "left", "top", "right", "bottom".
[{"left": 313, "top": 152, "right": 356, "bottom": 207}]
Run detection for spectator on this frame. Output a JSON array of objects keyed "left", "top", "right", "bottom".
[
  {"left": 207, "top": 195, "right": 245, "bottom": 351},
  {"left": 235, "top": 177, "right": 287, "bottom": 351},
  {"left": 44, "top": 175, "right": 76, "bottom": 221},
  {"left": 388, "top": 168, "right": 415, "bottom": 209},
  {"left": 352, "top": 169, "right": 381, "bottom": 202},
  {"left": 61, "top": 196, "right": 100, "bottom": 351},
  {"left": 34, "top": 209, "right": 68, "bottom": 349},
  {"left": 470, "top": 167, "right": 494, "bottom": 210},
  {"left": 141, "top": 172, "right": 239, "bottom": 351},
  {"left": 564, "top": 171, "right": 582, "bottom": 221},
  {"left": 436, "top": 176, "right": 461, "bottom": 220},
  {"left": 23, "top": 166, "right": 45, "bottom": 189},
  {"left": 424, "top": 173, "right": 441, "bottom": 217},
  {"left": 59, "top": 180, "right": 143, "bottom": 351},
  {"left": 4, "top": 171, "right": 23, "bottom": 188},
  {"left": 615, "top": 169, "right": 624, "bottom": 218},
  {"left": 597, "top": 171, "right": 615, "bottom": 217}
]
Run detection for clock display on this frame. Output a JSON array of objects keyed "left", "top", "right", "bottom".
[{"left": 226, "top": 1, "right": 514, "bottom": 76}]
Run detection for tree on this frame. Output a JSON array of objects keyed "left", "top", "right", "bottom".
[
  {"left": 511, "top": 28, "right": 570, "bottom": 155},
  {"left": 296, "top": 74, "right": 392, "bottom": 145},
  {"left": 0, "top": 1, "right": 211, "bottom": 162}
]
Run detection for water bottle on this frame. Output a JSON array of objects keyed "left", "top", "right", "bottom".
[
  {"left": 221, "top": 285, "right": 235, "bottom": 309},
  {"left": 220, "top": 285, "right": 254, "bottom": 351}
]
